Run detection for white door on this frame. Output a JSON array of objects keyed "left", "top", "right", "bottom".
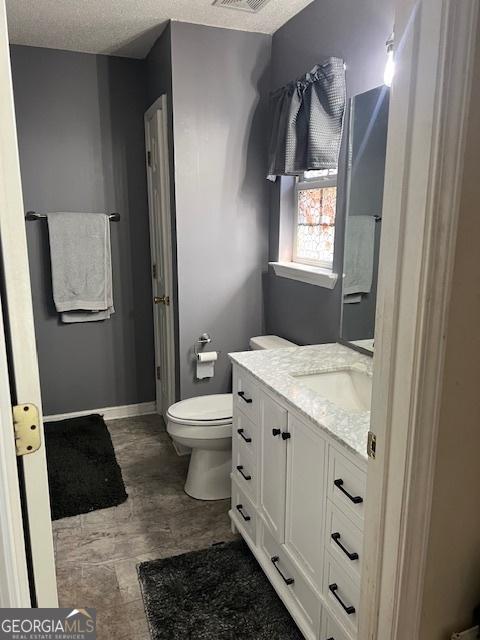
[
  {"left": 285, "top": 413, "right": 326, "bottom": 590},
  {"left": 0, "top": 0, "right": 57, "bottom": 607},
  {"left": 145, "top": 96, "right": 176, "bottom": 417},
  {"left": 259, "top": 394, "right": 288, "bottom": 542}
]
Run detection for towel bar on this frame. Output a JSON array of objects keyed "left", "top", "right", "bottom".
[{"left": 25, "top": 211, "right": 120, "bottom": 221}]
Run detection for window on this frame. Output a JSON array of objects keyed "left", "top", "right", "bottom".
[{"left": 293, "top": 169, "right": 338, "bottom": 269}]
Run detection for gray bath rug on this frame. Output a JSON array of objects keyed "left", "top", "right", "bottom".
[
  {"left": 137, "top": 539, "right": 304, "bottom": 639},
  {"left": 44, "top": 413, "right": 127, "bottom": 520}
]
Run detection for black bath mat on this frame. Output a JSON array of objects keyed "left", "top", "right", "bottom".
[
  {"left": 137, "top": 539, "right": 304, "bottom": 640},
  {"left": 44, "top": 414, "right": 127, "bottom": 520}
]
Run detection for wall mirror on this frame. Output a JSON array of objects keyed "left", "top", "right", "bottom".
[{"left": 340, "top": 85, "right": 390, "bottom": 354}]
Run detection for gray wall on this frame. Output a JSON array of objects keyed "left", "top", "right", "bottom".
[
  {"left": 265, "top": 0, "right": 394, "bottom": 345},
  {"left": 10, "top": 46, "right": 155, "bottom": 415},
  {"left": 146, "top": 24, "right": 172, "bottom": 107},
  {"left": 169, "top": 22, "right": 271, "bottom": 399}
]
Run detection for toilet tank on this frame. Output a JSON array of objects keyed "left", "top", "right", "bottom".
[{"left": 249, "top": 335, "right": 297, "bottom": 350}]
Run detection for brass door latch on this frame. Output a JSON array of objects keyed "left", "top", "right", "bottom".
[
  {"left": 13, "top": 404, "right": 41, "bottom": 456},
  {"left": 154, "top": 295, "right": 170, "bottom": 306}
]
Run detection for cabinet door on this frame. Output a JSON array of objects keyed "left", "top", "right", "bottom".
[
  {"left": 321, "top": 610, "right": 351, "bottom": 640},
  {"left": 285, "top": 413, "right": 327, "bottom": 590},
  {"left": 260, "top": 393, "right": 288, "bottom": 542}
]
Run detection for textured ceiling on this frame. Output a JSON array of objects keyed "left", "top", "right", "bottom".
[{"left": 6, "top": 0, "right": 314, "bottom": 59}]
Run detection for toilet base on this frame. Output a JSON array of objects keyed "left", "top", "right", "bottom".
[{"left": 184, "top": 448, "right": 231, "bottom": 500}]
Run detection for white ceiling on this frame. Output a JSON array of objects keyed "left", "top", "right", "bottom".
[{"left": 6, "top": 0, "right": 314, "bottom": 59}]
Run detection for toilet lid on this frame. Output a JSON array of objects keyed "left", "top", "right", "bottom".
[{"left": 167, "top": 393, "right": 233, "bottom": 422}]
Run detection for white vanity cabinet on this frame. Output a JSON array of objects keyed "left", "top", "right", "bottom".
[
  {"left": 259, "top": 393, "right": 288, "bottom": 541},
  {"left": 229, "top": 364, "right": 368, "bottom": 640}
]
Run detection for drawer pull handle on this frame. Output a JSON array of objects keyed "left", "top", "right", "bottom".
[
  {"left": 272, "top": 428, "right": 281, "bottom": 437},
  {"left": 271, "top": 556, "right": 295, "bottom": 586},
  {"left": 238, "top": 391, "right": 253, "bottom": 404},
  {"left": 237, "top": 428, "right": 252, "bottom": 443},
  {"left": 329, "top": 583, "right": 356, "bottom": 615},
  {"left": 236, "top": 465, "right": 251, "bottom": 481},
  {"left": 236, "top": 504, "right": 251, "bottom": 522},
  {"left": 331, "top": 532, "right": 359, "bottom": 561},
  {"left": 334, "top": 478, "right": 363, "bottom": 505}
]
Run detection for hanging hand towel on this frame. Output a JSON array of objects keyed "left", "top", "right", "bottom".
[
  {"left": 343, "top": 215, "right": 376, "bottom": 301},
  {"left": 47, "top": 212, "right": 114, "bottom": 323}
]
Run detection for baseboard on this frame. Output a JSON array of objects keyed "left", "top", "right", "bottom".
[{"left": 44, "top": 401, "right": 157, "bottom": 423}]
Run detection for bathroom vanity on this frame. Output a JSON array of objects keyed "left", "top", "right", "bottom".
[{"left": 229, "top": 343, "right": 371, "bottom": 640}]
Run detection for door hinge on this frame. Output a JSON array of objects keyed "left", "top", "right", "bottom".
[
  {"left": 367, "top": 431, "right": 377, "bottom": 459},
  {"left": 13, "top": 403, "right": 41, "bottom": 456},
  {"left": 156, "top": 366, "right": 161, "bottom": 381},
  {"left": 147, "top": 150, "right": 152, "bottom": 166},
  {"left": 152, "top": 263, "right": 157, "bottom": 279}
]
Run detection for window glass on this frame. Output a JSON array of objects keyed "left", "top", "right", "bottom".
[{"left": 295, "top": 183, "right": 337, "bottom": 266}]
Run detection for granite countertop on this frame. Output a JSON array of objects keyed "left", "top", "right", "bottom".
[{"left": 229, "top": 343, "right": 372, "bottom": 461}]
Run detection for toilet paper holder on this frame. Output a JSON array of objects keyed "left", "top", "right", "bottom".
[{"left": 194, "top": 333, "right": 221, "bottom": 358}]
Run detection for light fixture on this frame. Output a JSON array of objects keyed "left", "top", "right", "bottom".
[{"left": 384, "top": 33, "right": 395, "bottom": 87}]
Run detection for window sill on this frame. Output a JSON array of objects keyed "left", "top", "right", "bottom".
[{"left": 269, "top": 261, "right": 338, "bottom": 289}]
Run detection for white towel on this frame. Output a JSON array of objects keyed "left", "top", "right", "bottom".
[
  {"left": 343, "top": 215, "right": 376, "bottom": 300},
  {"left": 47, "top": 212, "right": 114, "bottom": 323}
]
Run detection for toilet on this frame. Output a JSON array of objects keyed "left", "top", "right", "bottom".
[{"left": 166, "top": 335, "right": 296, "bottom": 500}]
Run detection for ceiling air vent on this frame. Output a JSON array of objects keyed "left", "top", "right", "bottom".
[{"left": 212, "top": 0, "right": 273, "bottom": 13}]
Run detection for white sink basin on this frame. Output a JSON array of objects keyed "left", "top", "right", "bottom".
[{"left": 293, "top": 367, "right": 372, "bottom": 413}]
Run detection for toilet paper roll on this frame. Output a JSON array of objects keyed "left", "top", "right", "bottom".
[
  {"left": 197, "top": 351, "right": 218, "bottom": 363},
  {"left": 196, "top": 351, "right": 218, "bottom": 379}
]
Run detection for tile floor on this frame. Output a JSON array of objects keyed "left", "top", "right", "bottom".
[{"left": 52, "top": 414, "right": 237, "bottom": 640}]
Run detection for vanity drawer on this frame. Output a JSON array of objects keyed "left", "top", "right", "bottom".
[
  {"left": 325, "top": 501, "right": 363, "bottom": 583},
  {"left": 234, "top": 368, "right": 260, "bottom": 425},
  {"left": 233, "top": 410, "right": 258, "bottom": 459},
  {"left": 231, "top": 478, "right": 257, "bottom": 545},
  {"left": 323, "top": 553, "right": 360, "bottom": 634},
  {"left": 233, "top": 417, "right": 258, "bottom": 474},
  {"left": 320, "top": 610, "right": 352, "bottom": 640},
  {"left": 261, "top": 523, "right": 321, "bottom": 636},
  {"left": 328, "top": 448, "right": 366, "bottom": 528},
  {"left": 233, "top": 441, "right": 257, "bottom": 504}
]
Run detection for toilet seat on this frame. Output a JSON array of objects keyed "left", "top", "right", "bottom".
[
  {"left": 167, "top": 420, "right": 231, "bottom": 441},
  {"left": 167, "top": 393, "right": 232, "bottom": 427}
]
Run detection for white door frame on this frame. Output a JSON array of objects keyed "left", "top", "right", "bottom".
[
  {"left": 0, "top": 0, "right": 57, "bottom": 607},
  {"left": 0, "top": 289, "right": 30, "bottom": 608},
  {"left": 360, "top": 0, "right": 479, "bottom": 638},
  {"left": 144, "top": 95, "right": 176, "bottom": 415}
]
